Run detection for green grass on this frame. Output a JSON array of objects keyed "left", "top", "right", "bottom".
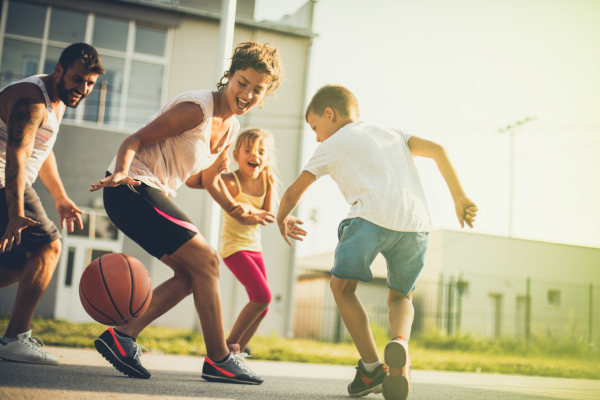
[{"left": 2, "top": 314, "right": 598, "bottom": 380}]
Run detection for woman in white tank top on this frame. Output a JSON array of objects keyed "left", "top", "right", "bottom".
[{"left": 89, "top": 42, "right": 281, "bottom": 384}]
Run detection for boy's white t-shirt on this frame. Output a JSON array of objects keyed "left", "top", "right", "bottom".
[{"left": 303, "top": 122, "right": 432, "bottom": 232}]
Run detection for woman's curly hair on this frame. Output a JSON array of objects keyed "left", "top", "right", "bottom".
[{"left": 216, "top": 41, "right": 282, "bottom": 97}]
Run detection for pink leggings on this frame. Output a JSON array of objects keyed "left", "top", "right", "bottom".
[{"left": 223, "top": 251, "right": 271, "bottom": 318}]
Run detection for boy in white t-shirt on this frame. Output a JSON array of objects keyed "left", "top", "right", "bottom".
[{"left": 277, "top": 85, "right": 477, "bottom": 400}]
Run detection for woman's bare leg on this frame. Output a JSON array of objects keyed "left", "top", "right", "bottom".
[
  {"left": 168, "top": 234, "right": 229, "bottom": 361},
  {"left": 115, "top": 255, "right": 193, "bottom": 339}
]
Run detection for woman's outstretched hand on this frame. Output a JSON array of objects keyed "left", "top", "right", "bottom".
[{"left": 90, "top": 172, "right": 141, "bottom": 192}]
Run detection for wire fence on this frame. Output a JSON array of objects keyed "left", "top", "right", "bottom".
[{"left": 293, "top": 271, "right": 598, "bottom": 346}]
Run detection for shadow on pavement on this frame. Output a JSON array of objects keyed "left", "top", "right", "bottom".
[{"left": 0, "top": 361, "right": 578, "bottom": 400}]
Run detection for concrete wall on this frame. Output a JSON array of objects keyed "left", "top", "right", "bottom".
[
  {"left": 294, "top": 230, "right": 600, "bottom": 338},
  {"left": 0, "top": 3, "right": 313, "bottom": 338},
  {"left": 430, "top": 230, "right": 600, "bottom": 338}
]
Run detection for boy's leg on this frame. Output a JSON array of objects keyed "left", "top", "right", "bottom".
[
  {"left": 330, "top": 276, "right": 379, "bottom": 363},
  {"left": 384, "top": 289, "right": 413, "bottom": 400},
  {"left": 388, "top": 289, "right": 414, "bottom": 341}
]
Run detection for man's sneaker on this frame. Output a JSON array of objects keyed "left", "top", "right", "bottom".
[
  {"left": 347, "top": 360, "right": 387, "bottom": 397},
  {"left": 202, "top": 352, "right": 264, "bottom": 385},
  {"left": 94, "top": 327, "right": 150, "bottom": 379},
  {"left": 0, "top": 331, "right": 59, "bottom": 365},
  {"left": 383, "top": 336, "right": 411, "bottom": 400}
]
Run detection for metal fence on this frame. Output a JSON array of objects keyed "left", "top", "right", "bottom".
[{"left": 293, "top": 271, "right": 598, "bottom": 345}]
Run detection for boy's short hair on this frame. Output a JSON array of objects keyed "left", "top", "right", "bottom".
[
  {"left": 59, "top": 43, "right": 105, "bottom": 75},
  {"left": 305, "top": 84, "right": 359, "bottom": 121}
]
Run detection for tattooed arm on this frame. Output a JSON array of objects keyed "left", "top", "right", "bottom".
[{"left": 0, "top": 97, "right": 45, "bottom": 252}]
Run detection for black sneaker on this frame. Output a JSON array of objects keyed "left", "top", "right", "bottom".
[
  {"left": 347, "top": 360, "right": 387, "bottom": 397},
  {"left": 95, "top": 327, "right": 150, "bottom": 379},
  {"left": 202, "top": 353, "right": 264, "bottom": 385},
  {"left": 383, "top": 336, "right": 411, "bottom": 400}
]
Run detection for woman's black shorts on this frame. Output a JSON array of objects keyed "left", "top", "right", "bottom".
[{"left": 103, "top": 174, "right": 199, "bottom": 260}]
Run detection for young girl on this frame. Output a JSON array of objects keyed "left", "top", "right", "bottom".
[
  {"left": 214, "top": 129, "right": 276, "bottom": 356},
  {"left": 89, "top": 42, "right": 281, "bottom": 385}
]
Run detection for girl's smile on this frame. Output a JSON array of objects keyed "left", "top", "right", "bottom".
[{"left": 235, "top": 137, "right": 269, "bottom": 180}]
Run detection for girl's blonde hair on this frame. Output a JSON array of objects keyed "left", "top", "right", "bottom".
[{"left": 234, "top": 128, "right": 278, "bottom": 199}]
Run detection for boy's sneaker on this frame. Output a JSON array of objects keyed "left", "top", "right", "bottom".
[
  {"left": 347, "top": 360, "right": 387, "bottom": 397},
  {"left": 202, "top": 352, "right": 264, "bottom": 385},
  {"left": 94, "top": 327, "right": 150, "bottom": 379},
  {"left": 0, "top": 331, "right": 59, "bottom": 365},
  {"left": 383, "top": 336, "right": 411, "bottom": 400}
]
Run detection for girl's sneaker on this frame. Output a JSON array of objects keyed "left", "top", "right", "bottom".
[
  {"left": 0, "top": 331, "right": 59, "bottom": 365},
  {"left": 202, "top": 353, "right": 264, "bottom": 385},
  {"left": 94, "top": 327, "right": 150, "bottom": 379},
  {"left": 383, "top": 336, "right": 411, "bottom": 400},
  {"left": 347, "top": 360, "right": 387, "bottom": 397}
]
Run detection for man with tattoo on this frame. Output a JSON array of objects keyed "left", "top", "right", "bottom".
[{"left": 0, "top": 43, "right": 104, "bottom": 364}]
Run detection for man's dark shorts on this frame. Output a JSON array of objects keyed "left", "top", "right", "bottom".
[{"left": 0, "top": 185, "right": 61, "bottom": 270}]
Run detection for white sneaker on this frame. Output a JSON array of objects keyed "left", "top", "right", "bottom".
[{"left": 0, "top": 330, "right": 59, "bottom": 365}]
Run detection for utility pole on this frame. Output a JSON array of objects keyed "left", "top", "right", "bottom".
[
  {"left": 201, "top": 0, "right": 237, "bottom": 250},
  {"left": 497, "top": 116, "right": 536, "bottom": 237},
  {"left": 196, "top": 0, "right": 237, "bottom": 335}
]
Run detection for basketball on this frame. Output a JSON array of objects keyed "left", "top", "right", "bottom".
[{"left": 79, "top": 253, "right": 153, "bottom": 326}]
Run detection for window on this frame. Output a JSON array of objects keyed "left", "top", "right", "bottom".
[
  {"left": 69, "top": 211, "right": 119, "bottom": 241},
  {"left": 0, "top": 0, "right": 171, "bottom": 130},
  {"left": 547, "top": 290, "right": 561, "bottom": 307},
  {"left": 64, "top": 246, "right": 76, "bottom": 287}
]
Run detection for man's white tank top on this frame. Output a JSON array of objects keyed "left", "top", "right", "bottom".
[
  {"left": 107, "top": 90, "right": 240, "bottom": 198},
  {"left": 0, "top": 76, "right": 63, "bottom": 188}
]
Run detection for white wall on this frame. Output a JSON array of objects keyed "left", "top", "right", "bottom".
[{"left": 146, "top": 15, "right": 313, "bottom": 337}]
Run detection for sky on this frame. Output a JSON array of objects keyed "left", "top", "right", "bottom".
[{"left": 255, "top": 0, "right": 600, "bottom": 258}]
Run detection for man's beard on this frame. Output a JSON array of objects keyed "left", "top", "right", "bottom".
[{"left": 56, "top": 74, "right": 86, "bottom": 108}]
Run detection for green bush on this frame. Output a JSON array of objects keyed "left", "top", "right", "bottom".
[
  {"left": 1, "top": 314, "right": 598, "bottom": 379},
  {"left": 411, "top": 330, "right": 598, "bottom": 360}
]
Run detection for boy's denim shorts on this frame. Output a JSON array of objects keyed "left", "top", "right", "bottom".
[{"left": 332, "top": 217, "right": 429, "bottom": 296}]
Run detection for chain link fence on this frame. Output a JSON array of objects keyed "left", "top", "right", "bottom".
[{"left": 293, "top": 271, "right": 598, "bottom": 346}]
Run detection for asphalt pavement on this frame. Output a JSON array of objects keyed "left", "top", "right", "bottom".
[{"left": 0, "top": 346, "right": 598, "bottom": 400}]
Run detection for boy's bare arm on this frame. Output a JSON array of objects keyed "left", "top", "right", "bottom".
[
  {"left": 408, "top": 136, "right": 478, "bottom": 228},
  {"left": 277, "top": 171, "right": 314, "bottom": 245}
]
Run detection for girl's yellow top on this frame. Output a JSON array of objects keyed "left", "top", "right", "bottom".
[{"left": 219, "top": 171, "right": 267, "bottom": 259}]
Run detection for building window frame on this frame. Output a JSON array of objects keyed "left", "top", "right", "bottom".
[
  {"left": 547, "top": 289, "right": 561, "bottom": 308},
  {"left": 0, "top": 0, "right": 173, "bottom": 132}
]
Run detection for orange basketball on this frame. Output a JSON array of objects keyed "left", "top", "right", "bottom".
[{"left": 79, "top": 253, "right": 152, "bottom": 326}]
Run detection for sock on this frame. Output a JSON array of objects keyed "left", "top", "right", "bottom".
[
  {"left": 113, "top": 329, "right": 135, "bottom": 341},
  {"left": 1, "top": 336, "right": 17, "bottom": 343},
  {"left": 215, "top": 353, "right": 232, "bottom": 364},
  {"left": 361, "top": 359, "right": 383, "bottom": 373}
]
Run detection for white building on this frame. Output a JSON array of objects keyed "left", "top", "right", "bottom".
[
  {"left": 0, "top": 0, "right": 316, "bottom": 338},
  {"left": 294, "top": 230, "right": 600, "bottom": 341}
]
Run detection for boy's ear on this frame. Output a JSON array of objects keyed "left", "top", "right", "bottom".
[{"left": 324, "top": 107, "right": 335, "bottom": 122}]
